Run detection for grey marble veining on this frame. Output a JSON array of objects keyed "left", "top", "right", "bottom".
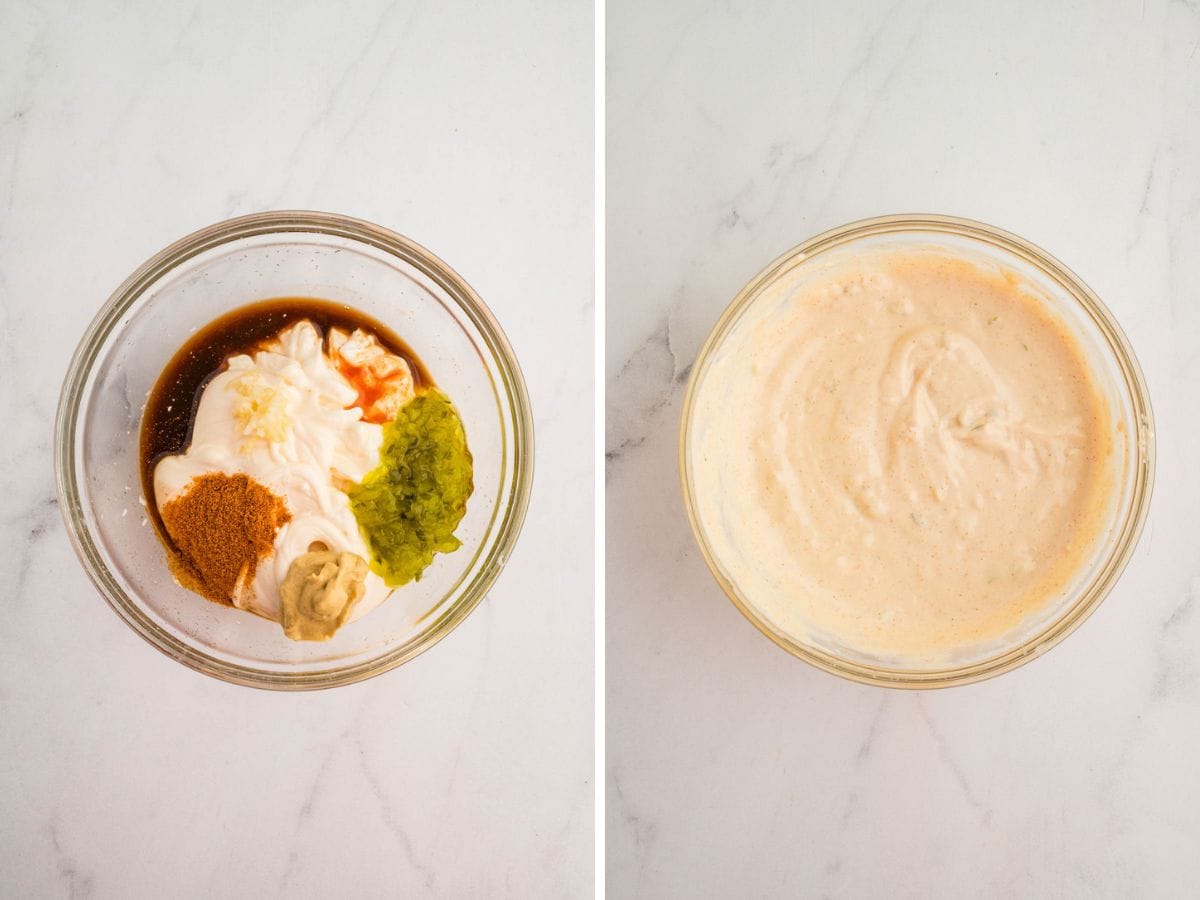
[
  {"left": 607, "top": 0, "right": 1200, "bottom": 896},
  {"left": 0, "top": 1, "right": 593, "bottom": 896}
]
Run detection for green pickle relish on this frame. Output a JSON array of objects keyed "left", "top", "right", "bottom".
[{"left": 348, "top": 390, "right": 474, "bottom": 586}]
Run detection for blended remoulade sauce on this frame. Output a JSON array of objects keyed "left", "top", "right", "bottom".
[{"left": 689, "top": 250, "right": 1115, "bottom": 661}]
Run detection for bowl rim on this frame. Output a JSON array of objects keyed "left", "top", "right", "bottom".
[
  {"left": 678, "top": 213, "right": 1155, "bottom": 689},
  {"left": 55, "top": 209, "right": 534, "bottom": 690}
]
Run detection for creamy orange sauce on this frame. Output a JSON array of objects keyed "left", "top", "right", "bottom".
[{"left": 690, "top": 250, "right": 1115, "bottom": 662}]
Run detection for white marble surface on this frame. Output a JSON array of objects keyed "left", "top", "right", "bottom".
[
  {"left": 607, "top": 1, "right": 1200, "bottom": 896},
  {"left": 0, "top": 1, "right": 592, "bottom": 897}
]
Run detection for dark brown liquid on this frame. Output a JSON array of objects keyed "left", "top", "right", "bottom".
[{"left": 139, "top": 297, "right": 430, "bottom": 543}]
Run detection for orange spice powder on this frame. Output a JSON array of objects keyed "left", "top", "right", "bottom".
[{"left": 160, "top": 472, "right": 290, "bottom": 604}]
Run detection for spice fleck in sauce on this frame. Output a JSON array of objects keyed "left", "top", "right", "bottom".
[{"left": 689, "top": 250, "right": 1116, "bottom": 662}]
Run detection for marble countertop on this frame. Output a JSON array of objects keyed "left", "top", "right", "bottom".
[
  {"left": 0, "top": 1, "right": 592, "bottom": 897},
  {"left": 607, "top": 0, "right": 1200, "bottom": 896}
]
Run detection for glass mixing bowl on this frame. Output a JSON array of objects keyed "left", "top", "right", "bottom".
[
  {"left": 56, "top": 211, "right": 533, "bottom": 689},
  {"left": 680, "top": 215, "right": 1154, "bottom": 688}
]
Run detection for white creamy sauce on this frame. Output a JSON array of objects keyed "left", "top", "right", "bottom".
[
  {"left": 689, "top": 250, "right": 1115, "bottom": 661},
  {"left": 154, "top": 321, "right": 392, "bottom": 624}
]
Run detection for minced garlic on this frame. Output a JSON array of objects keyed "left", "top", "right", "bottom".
[{"left": 230, "top": 370, "right": 290, "bottom": 446}]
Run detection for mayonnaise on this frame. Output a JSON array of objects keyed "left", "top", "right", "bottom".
[{"left": 154, "top": 320, "right": 394, "bottom": 625}]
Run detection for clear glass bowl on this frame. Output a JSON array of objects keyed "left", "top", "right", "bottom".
[
  {"left": 680, "top": 215, "right": 1154, "bottom": 688},
  {"left": 56, "top": 211, "right": 533, "bottom": 689}
]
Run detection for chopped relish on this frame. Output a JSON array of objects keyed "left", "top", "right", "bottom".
[{"left": 348, "top": 390, "right": 473, "bottom": 586}]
